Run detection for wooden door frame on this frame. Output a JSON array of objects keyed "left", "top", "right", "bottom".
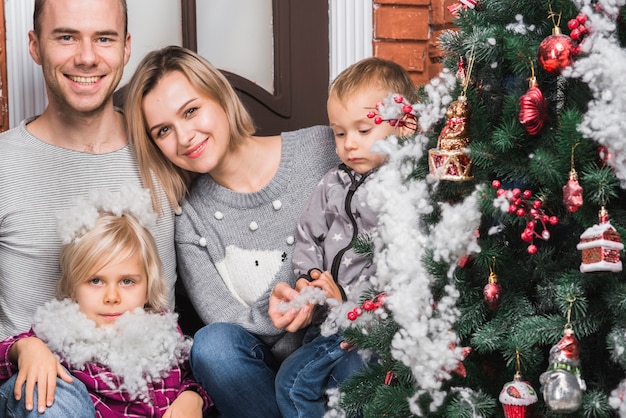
[
  {"left": 180, "top": 0, "right": 330, "bottom": 135},
  {"left": 181, "top": 0, "right": 292, "bottom": 118}
]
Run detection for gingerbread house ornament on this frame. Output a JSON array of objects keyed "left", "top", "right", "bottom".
[
  {"left": 428, "top": 95, "right": 474, "bottom": 181},
  {"left": 577, "top": 207, "right": 623, "bottom": 273}
]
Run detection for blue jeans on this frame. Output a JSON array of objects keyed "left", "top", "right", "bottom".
[
  {"left": 275, "top": 330, "right": 366, "bottom": 418},
  {"left": 191, "top": 323, "right": 282, "bottom": 418},
  {"left": 0, "top": 372, "right": 94, "bottom": 417}
]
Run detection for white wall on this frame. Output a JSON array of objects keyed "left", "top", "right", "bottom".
[
  {"left": 5, "top": 0, "right": 371, "bottom": 128},
  {"left": 123, "top": 0, "right": 182, "bottom": 87}
]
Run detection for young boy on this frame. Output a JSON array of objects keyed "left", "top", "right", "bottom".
[{"left": 275, "top": 57, "right": 418, "bottom": 417}]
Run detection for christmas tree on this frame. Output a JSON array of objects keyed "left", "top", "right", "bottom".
[{"left": 325, "top": 0, "right": 626, "bottom": 417}]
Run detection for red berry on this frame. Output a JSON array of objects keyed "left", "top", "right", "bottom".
[
  {"left": 347, "top": 311, "right": 358, "bottom": 321},
  {"left": 568, "top": 18, "right": 579, "bottom": 30},
  {"left": 516, "top": 208, "right": 526, "bottom": 217},
  {"left": 509, "top": 205, "right": 518, "bottom": 214},
  {"left": 394, "top": 95, "right": 404, "bottom": 103},
  {"left": 549, "top": 216, "right": 558, "bottom": 225},
  {"left": 512, "top": 188, "right": 521, "bottom": 198},
  {"left": 523, "top": 190, "right": 532, "bottom": 199},
  {"left": 497, "top": 189, "right": 506, "bottom": 197},
  {"left": 354, "top": 307, "right": 363, "bottom": 316},
  {"left": 374, "top": 116, "right": 383, "bottom": 125},
  {"left": 389, "top": 119, "right": 397, "bottom": 127},
  {"left": 363, "top": 300, "right": 375, "bottom": 311},
  {"left": 514, "top": 198, "right": 522, "bottom": 206},
  {"left": 527, "top": 220, "right": 536, "bottom": 229},
  {"left": 521, "top": 231, "right": 532, "bottom": 242},
  {"left": 375, "top": 101, "right": 384, "bottom": 110},
  {"left": 527, "top": 244, "right": 538, "bottom": 254},
  {"left": 533, "top": 200, "right": 542, "bottom": 208},
  {"left": 402, "top": 104, "right": 413, "bottom": 114},
  {"left": 492, "top": 180, "right": 501, "bottom": 189},
  {"left": 367, "top": 111, "right": 376, "bottom": 119},
  {"left": 570, "top": 28, "right": 580, "bottom": 40},
  {"left": 577, "top": 13, "right": 587, "bottom": 24}
]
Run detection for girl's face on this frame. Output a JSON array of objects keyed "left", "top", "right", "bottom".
[
  {"left": 74, "top": 252, "right": 148, "bottom": 327},
  {"left": 142, "top": 71, "right": 231, "bottom": 174}
]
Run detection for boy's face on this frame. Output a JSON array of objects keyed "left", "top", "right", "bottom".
[{"left": 327, "top": 87, "right": 395, "bottom": 174}]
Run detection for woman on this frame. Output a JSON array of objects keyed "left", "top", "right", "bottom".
[{"left": 124, "top": 45, "right": 339, "bottom": 417}]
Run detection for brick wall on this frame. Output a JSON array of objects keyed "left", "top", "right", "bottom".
[{"left": 373, "top": 0, "right": 457, "bottom": 86}]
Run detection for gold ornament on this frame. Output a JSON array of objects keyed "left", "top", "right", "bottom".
[{"left": 428, "top": 95, "right": 474, "bottom": 181}]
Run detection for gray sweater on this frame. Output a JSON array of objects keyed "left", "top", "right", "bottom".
[
  {"left": 175, "top": 125, "right": 339, "bottom": 360},
  {"left": 0, "top": 118, "right": 177, "bottom": 339},
  {"left": 292, "top": 164, "right": 378, "bottom": 303}
]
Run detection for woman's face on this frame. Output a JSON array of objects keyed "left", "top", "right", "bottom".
[{"left": 142, "top": 71, "right": 231, "bottom": 174}]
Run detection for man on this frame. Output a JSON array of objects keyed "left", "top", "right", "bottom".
[{"left": 0, "top": 0, "right": 176, "bottom": 415}]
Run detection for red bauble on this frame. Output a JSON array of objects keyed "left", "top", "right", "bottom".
[
  {"left": 519, "top": 77, "right": 548, "bottom": 135},
  {"left": 484, "top": 270, "right": 502, "bottom": 311},
  {"left": 484, "top": 282, "right": 502, "bottom": 311},
  {"left": 538, "top": 29, "right": 574, "bottom": 75}
]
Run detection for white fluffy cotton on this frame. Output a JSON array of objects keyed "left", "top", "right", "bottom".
[{"left": 32, "top": 299, "right": 191, "bottom": 401}]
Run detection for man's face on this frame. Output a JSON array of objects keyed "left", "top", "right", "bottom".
[{"left": 28, "top": 0, "right": 130, "bottom": 115}]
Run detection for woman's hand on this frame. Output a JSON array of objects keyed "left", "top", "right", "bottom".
[
  {"left": 9, "top": 336, "right": 73, "bottom": 413},
  {"left": 268, "top": 281, "right": 314, "bottom": 332},
  {"left": 163, "top": 390, "right": 204, "bottom": 418}
]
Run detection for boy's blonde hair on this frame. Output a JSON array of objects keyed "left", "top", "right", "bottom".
[
  {"left": 124, "top": 45, "right": 256, "bottom": 212},
  {"left": 329, "top": 57, "right": 417, "bottom": 105},
  {"left": 57, "top": 213, "right": 167, "bottom": 312}
]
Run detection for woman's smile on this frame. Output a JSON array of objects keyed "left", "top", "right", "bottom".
[{"left": 184, "top": 139, "right": 208, "bottom": 159}]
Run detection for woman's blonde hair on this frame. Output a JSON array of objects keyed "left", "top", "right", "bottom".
[
  {"left": 57, "top": 213, "right": 167, "bottom": 312},
  {"left": 124, "top": 45, "right": 255, "bottom": 211}
]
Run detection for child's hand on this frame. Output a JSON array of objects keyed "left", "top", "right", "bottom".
[
  {"left": 163, "top": 390, "right": 204, "bottom": 418},
  {"left": 268, "top": 281, "right": 314, "bottom": 332},
  {"left": 9, "top": 336, "right": 73, "bottom": 413},
  {"left": 309, "top": 270, "right": 343, "bottom": 301}
]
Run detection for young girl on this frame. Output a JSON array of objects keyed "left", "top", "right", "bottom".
[{"left": 0, "top": 185, "right": 211, "bottom": 418}]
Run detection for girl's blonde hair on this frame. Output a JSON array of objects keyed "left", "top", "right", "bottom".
[
  {"left": 124, "top": 45, "right": 255, "bottom": 212},
  {"left": 57, "top": 213, "right": 167, "bottom": 312}
]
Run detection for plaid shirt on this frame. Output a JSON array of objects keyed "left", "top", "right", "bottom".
[{"left": 0, "top": 330, "right": 212, "bottom": 417}]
